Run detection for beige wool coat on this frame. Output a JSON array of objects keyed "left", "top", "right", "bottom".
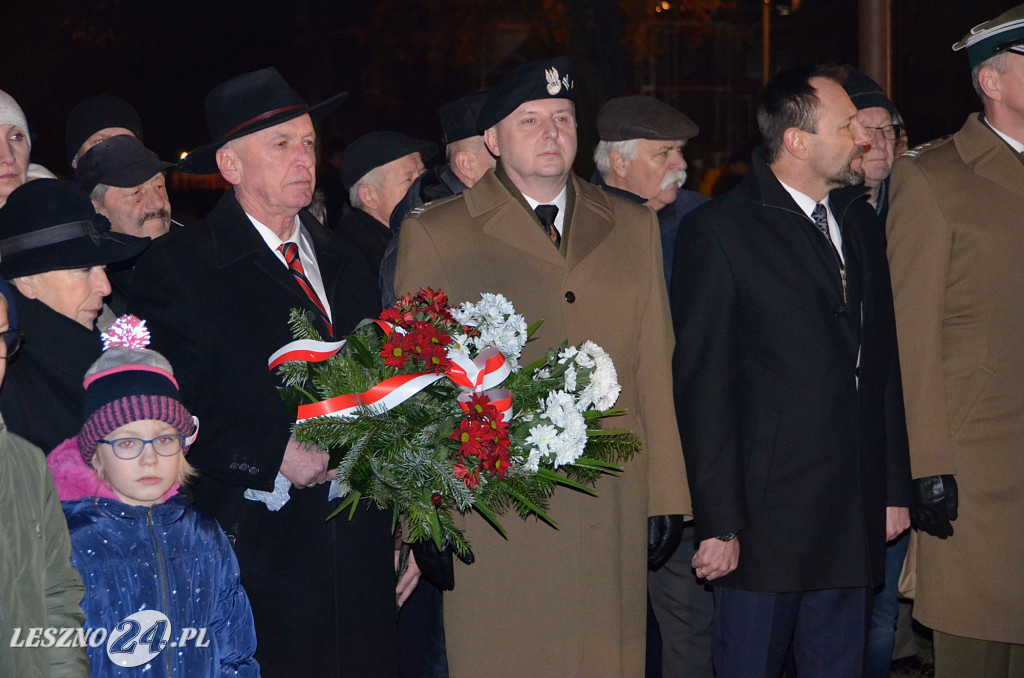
[
  {"left": 887, "top": 113, "right": 1024, "bottom": 644},
  {"left": 394, "top": 169, "right": 690, "bottom": 678}
]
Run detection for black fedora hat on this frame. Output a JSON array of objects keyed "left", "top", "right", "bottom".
[
  {"left": 178, "top": 67, "right": 347, "bottom": 175},
  {"left": 0, "top": 179, "right": 149, "bottom": 279}
]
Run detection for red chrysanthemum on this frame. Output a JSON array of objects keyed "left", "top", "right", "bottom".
[
  {"left": 481, "top": 446, "right": 512, "bottom": 480},
  {"left": 453, "top": 461, "right": 479, "bottom": 489}
]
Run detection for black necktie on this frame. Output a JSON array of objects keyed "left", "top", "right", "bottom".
[
  {"left": 811, "top": 203, "right": 830, "bottom": 240},
  {"left": 534, "top": 204, "right": 560, "bottom": 249}
]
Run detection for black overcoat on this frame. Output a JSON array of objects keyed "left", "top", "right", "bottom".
[
  {"left": 0, "top": 292, "right": 102, "bottom": 453},
  {"left": 670, "top": 149, "right": 912, "bottom": 592},
  {"left": 127, "top": 189, "right": 398, "bottom": 677}
]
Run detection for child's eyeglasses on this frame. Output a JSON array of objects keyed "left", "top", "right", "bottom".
[{"left": 99, "top": 435, "right": 185, "bottom": 460}]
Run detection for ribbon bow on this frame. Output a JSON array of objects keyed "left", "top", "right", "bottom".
[{"left": 268, "top": 322, "right": 514, "bottom": 423}]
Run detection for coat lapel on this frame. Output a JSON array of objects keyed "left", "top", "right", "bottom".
[
  {"left": 958, "top": 113, "right": 1024, "bottom": 201},
  {"left": 208, "top": 190, "right": 338, "bottom": 334},
  {"left": 564, "top": 176, "right": 614, "bottom": 274},
  {"left": 470, "top": 171, "right": 564, "bottom": 267},
  {"left": 751, "top": 158, "right": 846, "bottom": 305}
]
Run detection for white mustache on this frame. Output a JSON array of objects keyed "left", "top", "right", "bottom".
[{"left": 661, "top": 170, "right": 687, "bottom": 191}]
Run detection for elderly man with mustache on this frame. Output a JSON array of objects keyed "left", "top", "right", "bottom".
[
  {"left": 592, "top": 95, "right": 706, "bottom": 290},
  {"left": 74, "top": 134, "right": 175, "bottom": 315}
]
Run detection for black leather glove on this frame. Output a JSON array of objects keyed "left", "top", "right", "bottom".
[
  {"left": 648, "top": 514, "right": 684, "bottom": 571},
  {"left": 411, "top": 541, "right": 475, "bottom": 591},
  {"left": 911, "top": 474, "right": 958, "bottom": 539}
]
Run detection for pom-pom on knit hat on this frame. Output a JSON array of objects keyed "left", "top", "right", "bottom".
[{"left": 78, "top": 315, "right": 196, "bottom": 463}]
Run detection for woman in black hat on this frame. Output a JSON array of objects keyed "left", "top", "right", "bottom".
[{"left": 0, "top": 179, "right": 148, "bottom": 452}]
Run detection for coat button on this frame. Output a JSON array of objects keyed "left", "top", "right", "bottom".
[
  {"left": 565, "top": 291, "right": 576, "bottom": 303},
  {"left": 228, "top": 462, "right": 238, "bottom": 470},
  {"left": 248, "top": 466, "right": 259, "bottom": 475},
  {"left": 238, "top": 463, "right": 249, "bottom": 472},
  {"left": 833, "top": 304, "right": 847, "bottom": 317}
]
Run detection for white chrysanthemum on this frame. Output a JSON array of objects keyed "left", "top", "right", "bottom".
[
  {"left": 521, "top": 424, "right": 559, "bottom": 472},
  {"left": 450, "top": 302, "right": 481, "bottom": 327},
  {"left": 543, "top": 390, "right": 578, "bottom": 428},
  {"left": 564, "top": 364, "right": 578, "bottom": 392},
  {"left": 552, "top": 410, "right": 587, "bottom": 466},
  {"left": 558, "top": 346, "right": 578, "bottom": 364},
  {"left": 534, "top": 368, "right": 551, "bottom": 380},
  {"left": 477, "top": 293, "right": 515, "bottom": 320},
  {"left": 447, "top": 332, "right": 474, "bottom": 360}
]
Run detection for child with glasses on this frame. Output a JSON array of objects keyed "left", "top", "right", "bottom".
[{"left": 46, "top": 315, "right": 260, "bottom": 677}]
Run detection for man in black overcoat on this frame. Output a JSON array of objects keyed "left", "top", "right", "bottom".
[
  {"left": 671, "top": 64, "right": 912, "bottom": 678},
  {"left": 128, "top": 68, "right": 413, "bottom": 677}
]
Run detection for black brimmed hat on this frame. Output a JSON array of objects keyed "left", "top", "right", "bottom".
[
  {"left": 178, "top": 67, "right": 347, "bottom": 175},
  {"left": 597, "top": 95, "right": 699, "bottom": 142},
  {"left": 477, "top": 57, "right": 576, "bottom": 133},
  {"left": 340, "top": 131, "right": 438, "bottom": 191},
  {"left": 0, "top": 179, "right": 149, "bottom": 279},
  {"left": 75, "top": 135, "right": 175, "bottom": 195},
  {"left": 954, "top": 4, "right": 1024, "bottom": 67}
]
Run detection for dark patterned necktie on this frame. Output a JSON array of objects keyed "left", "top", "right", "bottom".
[
  {"left": 279, "top": 242, "right": 333, "bottom": 336},
  {"left": 534, "top": 204, "right": 560, "bottom": 248},
  {"left": 811, "top": 203, "right": 830, "bottom": 240}
]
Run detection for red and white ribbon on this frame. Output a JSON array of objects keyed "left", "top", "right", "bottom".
[{"left": 270, "top": 328, "right": 516, "bottom": 423}]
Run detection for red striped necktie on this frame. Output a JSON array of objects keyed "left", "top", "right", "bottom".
[{"left": 279, "top": 241, "right": 333, "bottom": 337}]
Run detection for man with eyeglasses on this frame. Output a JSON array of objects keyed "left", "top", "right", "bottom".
[{"left": 841, "top": 66, "right": 899, "bottom": 226}]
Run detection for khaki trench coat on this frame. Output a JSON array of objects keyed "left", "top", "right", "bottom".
[
  {"left": 395, "top": 169, "right": 690, "bottom": 678},
  {"left": 887, "top": 113, "right": 1024, "bottom": 644}
]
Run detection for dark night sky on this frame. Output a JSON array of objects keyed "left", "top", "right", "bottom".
[{"left": 0, "top": 0, "right": 1013, "bottom": 180}]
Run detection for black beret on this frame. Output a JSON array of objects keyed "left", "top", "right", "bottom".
[
  {"left": 75, "top": 134, "right": 175, "bottom": 195},
  {"left": 439, "top": 92, "right": 489, "bottom": 145},
  {"left": 340, "top": 131, "right": 438, "bottom": 191},
  {"left": 66, "top": 95, "right": 144, "bottom": 166},
  {"left": 596, "top": 95, "right": 699, "bottom": 142},
  {"left": 477, "top": 57, "right": 575, "bottom": 133},
  {"left": 840, "top": 66, "right": 895, "bottom": 115}
]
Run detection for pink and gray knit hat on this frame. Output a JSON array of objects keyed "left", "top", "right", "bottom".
[{"left": 78, "top": 315, "right": 196, "bottom": 463}]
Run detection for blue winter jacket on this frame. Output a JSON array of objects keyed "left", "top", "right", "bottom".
[{"left": 49, "top": 439, "right": 260, "bottom": 677}]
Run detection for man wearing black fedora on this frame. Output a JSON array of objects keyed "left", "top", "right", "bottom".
[
  {"left": 0, "top": 179, "right": 149, "bottom": 453},
  {"left": 128, "top": 67, "right": 407, "bottom": 677}
]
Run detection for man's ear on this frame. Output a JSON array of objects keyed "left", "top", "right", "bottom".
[
  {"left": 609, "top": 148, "right": 630, "bottom": 179},
  {"left": 782, "top": 127, "right": 809, "bottom": 161},
  {"left": 11, "top": 275, "right": 37, "bottom": 300},
  {"left": 357, "top": 183, "right": 379, "bottom": 211},
  {"left": 483, "top": 127, "right": 500, "bottom": 157},
  {"left": 216, "top": 147, "right": 242, "bottom": 186},
  {"left": 453, "top": 150, "right": 476, "bottom": 184},
  {"left": 978, "top": 65, "right": 1003, "bottom": 102}
]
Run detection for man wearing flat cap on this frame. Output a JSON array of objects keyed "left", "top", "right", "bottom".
[
  {"left": 593, "top": 95, "right": 706, "bottom": 289},
  {"left": 0, "top": 179, "right": 148, "bottom": 453},
  {"left": 75, "top": 134, "right": 176, "bottom": 315},
  {"left": 592, "top": 93, "right": 711, "bottom": 677},
  {"left": 128, "top": 67, "right": 410, "bottom": 677},
  {"left": 337, "top": 130, "right": 436, "bottom": 278},
  {"left": 887, "top": 5, "right": 1024, "bottom": 674},
  {"left": 381, "top": 91, "right": 496, "bottom": 306},
  {"left": 395, "top": 57, "right": 690, "bottom": 678}
]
